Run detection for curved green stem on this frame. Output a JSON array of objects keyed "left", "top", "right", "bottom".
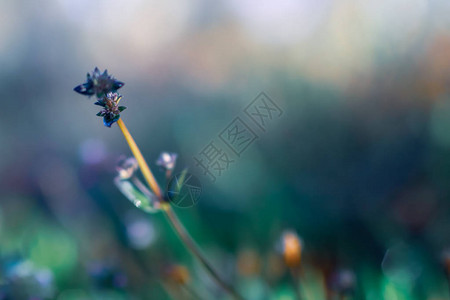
[{"left": 164, "top": 207, "right": 243, "bottom": 300}]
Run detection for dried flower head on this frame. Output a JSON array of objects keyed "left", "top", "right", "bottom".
[
  {"left": 281, "top": 230, "right": 302, "bottom": 268},
  {"left": 74, "top": 67, "right": 124, "bottom": 98},
  {"left": 156, "top": 152, "right": 178, "bottom": 171},
  {"left": 95, "top": 92, "right": 127, "bottom": 127}
]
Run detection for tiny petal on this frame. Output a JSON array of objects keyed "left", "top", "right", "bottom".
[
  {"left": 73, "top": 81, "right": 94, "bottom": 95},
  {"left": 113, "top": 81, "right": 125, "bottom": 90},
  {"left": 74, "top": 84, "right": 86, "bottom": 94},
  {"left": 116, "top": 157, "right": 139, "bottom": 180},
  {"left": 156, "top": 152, "right": 178, "bottom": 171},
  {"left": 103, "top": 114, "right": 120, "bottom": 127}
]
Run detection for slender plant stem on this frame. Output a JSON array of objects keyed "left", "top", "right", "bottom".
[
  {"left": 117, "top": 119, "right": 163, "bottom": 199},
  {"left": 164, "top": 207, "right": 243, "bottom": 300},
  {"left": 117, "top": 118, "right": 244, "bottom": 300}
]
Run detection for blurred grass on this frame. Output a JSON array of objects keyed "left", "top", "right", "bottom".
[{"left": 1, "top": 0, "right": 450, "bottom": 298}]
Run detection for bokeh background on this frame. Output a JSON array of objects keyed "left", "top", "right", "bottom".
[{"left": 1, "top": 0, "right": 450, "bottom": 299}]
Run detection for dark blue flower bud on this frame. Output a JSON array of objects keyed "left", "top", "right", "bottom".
[{"left": 103, "top": 114, "right": 121, "bottom": 127}]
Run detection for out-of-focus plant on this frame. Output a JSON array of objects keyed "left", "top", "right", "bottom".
[
  {"left": 1, "top": 259, "right": 55, "bottom": 299},
  {"left": 74, "top": 68, "right": 243, "bottom": 299},
  {"left": 163, "top": 264, "right": 204, "bottom": 299},
  {"left": 280, "top": 230, "right": 303, "bottom": 300}
]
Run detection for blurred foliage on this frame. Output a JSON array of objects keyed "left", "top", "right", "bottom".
[{"left": 1, "top": 0, "right": 450, "bottom": 299}]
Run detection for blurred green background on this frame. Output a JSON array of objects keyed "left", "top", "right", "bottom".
[{"left": 1, "top": 0, "right": 450, "bottom": 299}]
